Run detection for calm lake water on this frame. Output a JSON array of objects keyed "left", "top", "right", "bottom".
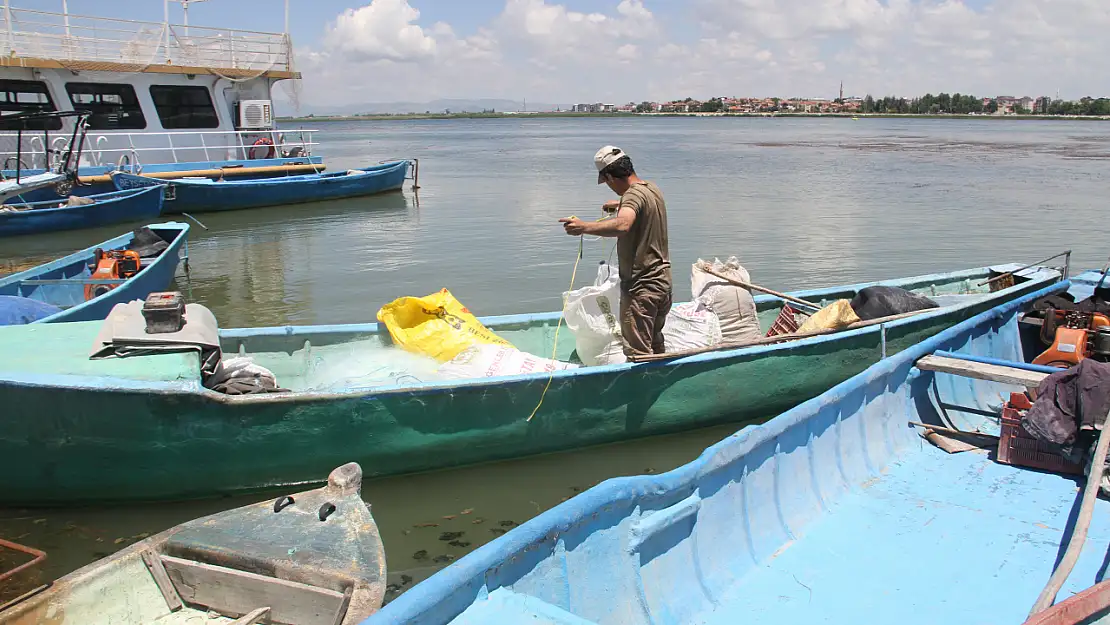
[{"left": 1, "top": 116, "right": 1108, "bottom": 599}]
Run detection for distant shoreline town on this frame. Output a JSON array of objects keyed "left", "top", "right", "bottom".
[{"left": 282, "top": 93, "right": 1110, "bottom": 122}]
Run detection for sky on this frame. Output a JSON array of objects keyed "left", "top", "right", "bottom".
[{"left": 24, "top": 0, "right": 1110, "bottom": 107}]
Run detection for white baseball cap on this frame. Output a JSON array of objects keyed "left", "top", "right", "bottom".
[{"left": 594, "top": 145, "right": 627, "bottom": 183}]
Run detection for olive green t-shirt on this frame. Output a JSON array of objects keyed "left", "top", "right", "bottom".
[{"left": 617, "top": 180, "right": 671, "bottom": 295}]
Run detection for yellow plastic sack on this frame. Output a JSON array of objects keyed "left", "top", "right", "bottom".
[
  {"left": 796, "top": 299, "right": 861, "bottom": 334},
  {"left": 377, "top": 289, "right": 514, "bottom": 362}
]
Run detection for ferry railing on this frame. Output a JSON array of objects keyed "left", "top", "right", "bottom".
[
  {"left": 0, "top": 128, "right": 319, "bottom": 170},
  {"left": 0, "top": 8, "right": 291, "bottom": 72}
]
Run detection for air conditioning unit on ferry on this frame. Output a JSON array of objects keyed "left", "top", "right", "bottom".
[{"left": 236, "top": 100, "right": 273, "bottom": 129}]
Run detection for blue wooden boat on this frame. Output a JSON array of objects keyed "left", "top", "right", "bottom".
[
  {"left": 366, "top": 278, "right": 1110, "bottom": 625},
  {"left": 0, "top": 186, "right": 165, "bottom": 238},
  {"left": 5, "top": 155, "right": 328, "bottom": 201},
  {"left": 0, "top": 263, "right": 1060, "bottom": 505},
  {"left": 111, "top": 160, "right": 411, "bottom": 214},
  {"left": 0, "top": 222, "right": 189, "bottom": 325}
]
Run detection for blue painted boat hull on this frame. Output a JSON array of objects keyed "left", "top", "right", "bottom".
[
  {"left": 4, "top": 156, "right": 326, "bottom": 200},
  {"left": 111, "top": 161, "right": 410, "bottom": 213},
  {"left": 366, "top": 279, "right": 1110, "bottom": 625},
  {"left": 0, "top": 186, "right": 165, "bottom": 238},
  {"left": 0, "top": 222, "right": 189, "bottom": 324}
]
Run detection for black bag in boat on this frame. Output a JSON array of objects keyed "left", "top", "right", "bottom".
[
  {"left": 849, "top": 286, "right": 939, "bottom": 321},
  {"left": 128, "top": 226, "right": 169, "bottom": 258}
]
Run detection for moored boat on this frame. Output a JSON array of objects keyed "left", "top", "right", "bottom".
[
  {"left": 0, "top": 186, "right": 165, "bottom": 237},
  {"left": 0, "top": 262, "right": 1058, "bottom": 505},
  {"left": 0, "top": 3, "right": 378, "bottom": 203},
  {"left": 0, "top": 462, "right": 387, "bottom": 625},
  {"left": 0, "top": 222, "right": 188, "bottom": 324},
  {"left": 363, "top": 279, "right": 1109, "bottom": 625},
  {"left": 111, "top": 161, "right": 411, "bottom": 214}
]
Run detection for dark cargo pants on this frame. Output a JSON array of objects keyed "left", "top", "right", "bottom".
[{"left": 619, "top": 288, "right": 673, "bottom": 357}]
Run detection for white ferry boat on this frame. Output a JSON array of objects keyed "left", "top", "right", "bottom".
[{"left": 0, "top": 1, "right": 325, "bottom": 188}]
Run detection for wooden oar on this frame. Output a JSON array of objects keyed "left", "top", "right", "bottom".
[
  {"left": 1029, "top": 408, "right": 1110, "bottom": 616},
  {"left": 630, "top": 308, "right": 930, "bottom": 363},
  {"left": 700, "top": 266, "right": 822, "bottom": 311}
]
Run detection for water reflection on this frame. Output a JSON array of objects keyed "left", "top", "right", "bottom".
[{"left": 0, "top": 423, "right": 741, "bottom": 604}]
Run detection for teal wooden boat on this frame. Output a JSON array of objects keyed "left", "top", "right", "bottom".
[
  {"left": 365, "top": 279, "right": 1107, "bottom": 625},
  {"left": 0, "top": 263, "right": 1058, "bottom": 505},
  {"left": 0, "top": 462, "right": 387, "bottom": 625}
]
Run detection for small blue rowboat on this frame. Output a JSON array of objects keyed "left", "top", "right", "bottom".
[
  {"left": 0, "top": 186, "right": 166, "bottom": 238},
  {"left": 111, "top": 160, "right": 411, "bottom": 214},
  {"left": 366, "top": 279, "right": 1110, "bottom": 625},
  {"left": 0, "top": 222, "right": 189, "bottom": 325}
]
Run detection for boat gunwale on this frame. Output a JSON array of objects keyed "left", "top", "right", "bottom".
[
  {"left": 0, "top": 263, "right": 1059, "bottom": 404},
  {"left": 363, "top": 278, "right": 1073, "bottom": 625},
  {"left": 0, "top": 221, "right": 189, "bottom": 323},
  {"left": 111, "top": 160, "right": 410, "bottom": 188}
]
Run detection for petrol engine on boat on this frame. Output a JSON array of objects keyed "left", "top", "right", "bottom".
[
  {"left": 85, "top": 248, "right": 141, "bottom": 300},
  {"left": 1034, "top": 310, "right": 1110, "bottom": 368},
  {"left": 1028, "top": 280, "right": 1110, "bottom": 368}
]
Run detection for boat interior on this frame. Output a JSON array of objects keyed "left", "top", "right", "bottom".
[
  {"left": 368, "top": 283, "right": 1110, "bottom": 625},
  {"left": 0, "top": 224, "right": 180, "bottom": 311},
  {"left": 0, "top": 264, "right": 1054, "bottom": 392},
  {"left": 1, "top": 186, "right": 152, "bottom": 210},
  {"left": 219, "top": 265, "right": 1046, "bottom": 393}
]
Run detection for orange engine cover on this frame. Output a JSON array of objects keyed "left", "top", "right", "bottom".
[
  {"left": 84, "top": 250, "right": 141, "bottom": 301},
  {"left": 1032, "top": 326, "right": 1090, "bottom": 368}
]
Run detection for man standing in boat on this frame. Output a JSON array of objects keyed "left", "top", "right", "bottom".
[{"left": 560, "top": 146, "right": 673, "bottom": 357}]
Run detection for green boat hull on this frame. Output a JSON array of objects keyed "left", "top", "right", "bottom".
[{"left": 0, "top": 265, "right": 1058, "bottom": 505}]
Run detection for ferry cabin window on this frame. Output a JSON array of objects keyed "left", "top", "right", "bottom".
[
  {"left": 65, "top": 83, "right": 146, "bottom": 130},
  {"left": 0, "top": 80, "right": 61, "bottom": 130},
  {"left": 149, "top": 86, "right": 219, "bottom": 129}
]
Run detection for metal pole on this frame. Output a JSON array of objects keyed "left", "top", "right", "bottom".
[
  {"left": 163, "top": 0, "right": 170, "bottom": 60},
  {"left": 61, "top": 0, "right": 70, "bottom": 37},
  {"left": 284, "top": 0, "right": 289, "bottom": 35},
  {"left": 182, "top": 0, "right": 189, "bottom": 36},
  {"left": 4, "top": 0, "right": 12, "bottom": 55}
]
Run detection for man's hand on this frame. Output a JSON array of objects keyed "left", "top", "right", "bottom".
[
  {"left": 602, "top": 200, "right": 620, "bottom": 214},
  {"left": 559, "top": 217, "right": 589, "bottom": 236}
]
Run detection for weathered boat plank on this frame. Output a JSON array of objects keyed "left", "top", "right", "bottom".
[
  {"left": 916, "top": 354, "right": 1049, "bottom": 387},
  {"left": 162, "top": 555, "right": 345, "bottom": 624},
  {"left": 140, "top": 549, "right": 182, "bottom": 612}
]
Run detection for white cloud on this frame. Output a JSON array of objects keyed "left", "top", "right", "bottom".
[
  {"left": 324, "top": 0, "right": 438, "bottom": 62},
  {"left": 615, "top": 44, "right": 639, "bottom": 62},
  {"left": 288, "top": 0, "right": 1110, "bottom": 110}
]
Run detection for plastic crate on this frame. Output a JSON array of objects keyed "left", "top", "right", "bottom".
[
  {"left": 997, "top": 393, "right": 1084, "bottom": 475},
  {"left": 766, "top": 304, "right": 804, "bottom": 337}
]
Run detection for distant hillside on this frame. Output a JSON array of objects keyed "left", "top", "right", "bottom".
[{"left": 276, "top": 99, "right": 569, "bottom": 117}]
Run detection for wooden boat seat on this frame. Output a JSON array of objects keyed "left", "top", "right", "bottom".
[
  {"left": 160, "top": 555, "right": 346, "bottom": 625},
  {"left": 916, "top": 354, "right": 1049, "bottom": 389}
]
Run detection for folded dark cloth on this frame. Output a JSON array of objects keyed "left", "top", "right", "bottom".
[{"left": 1023, "top": 359, "right": 1110, "bottom": 448}]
